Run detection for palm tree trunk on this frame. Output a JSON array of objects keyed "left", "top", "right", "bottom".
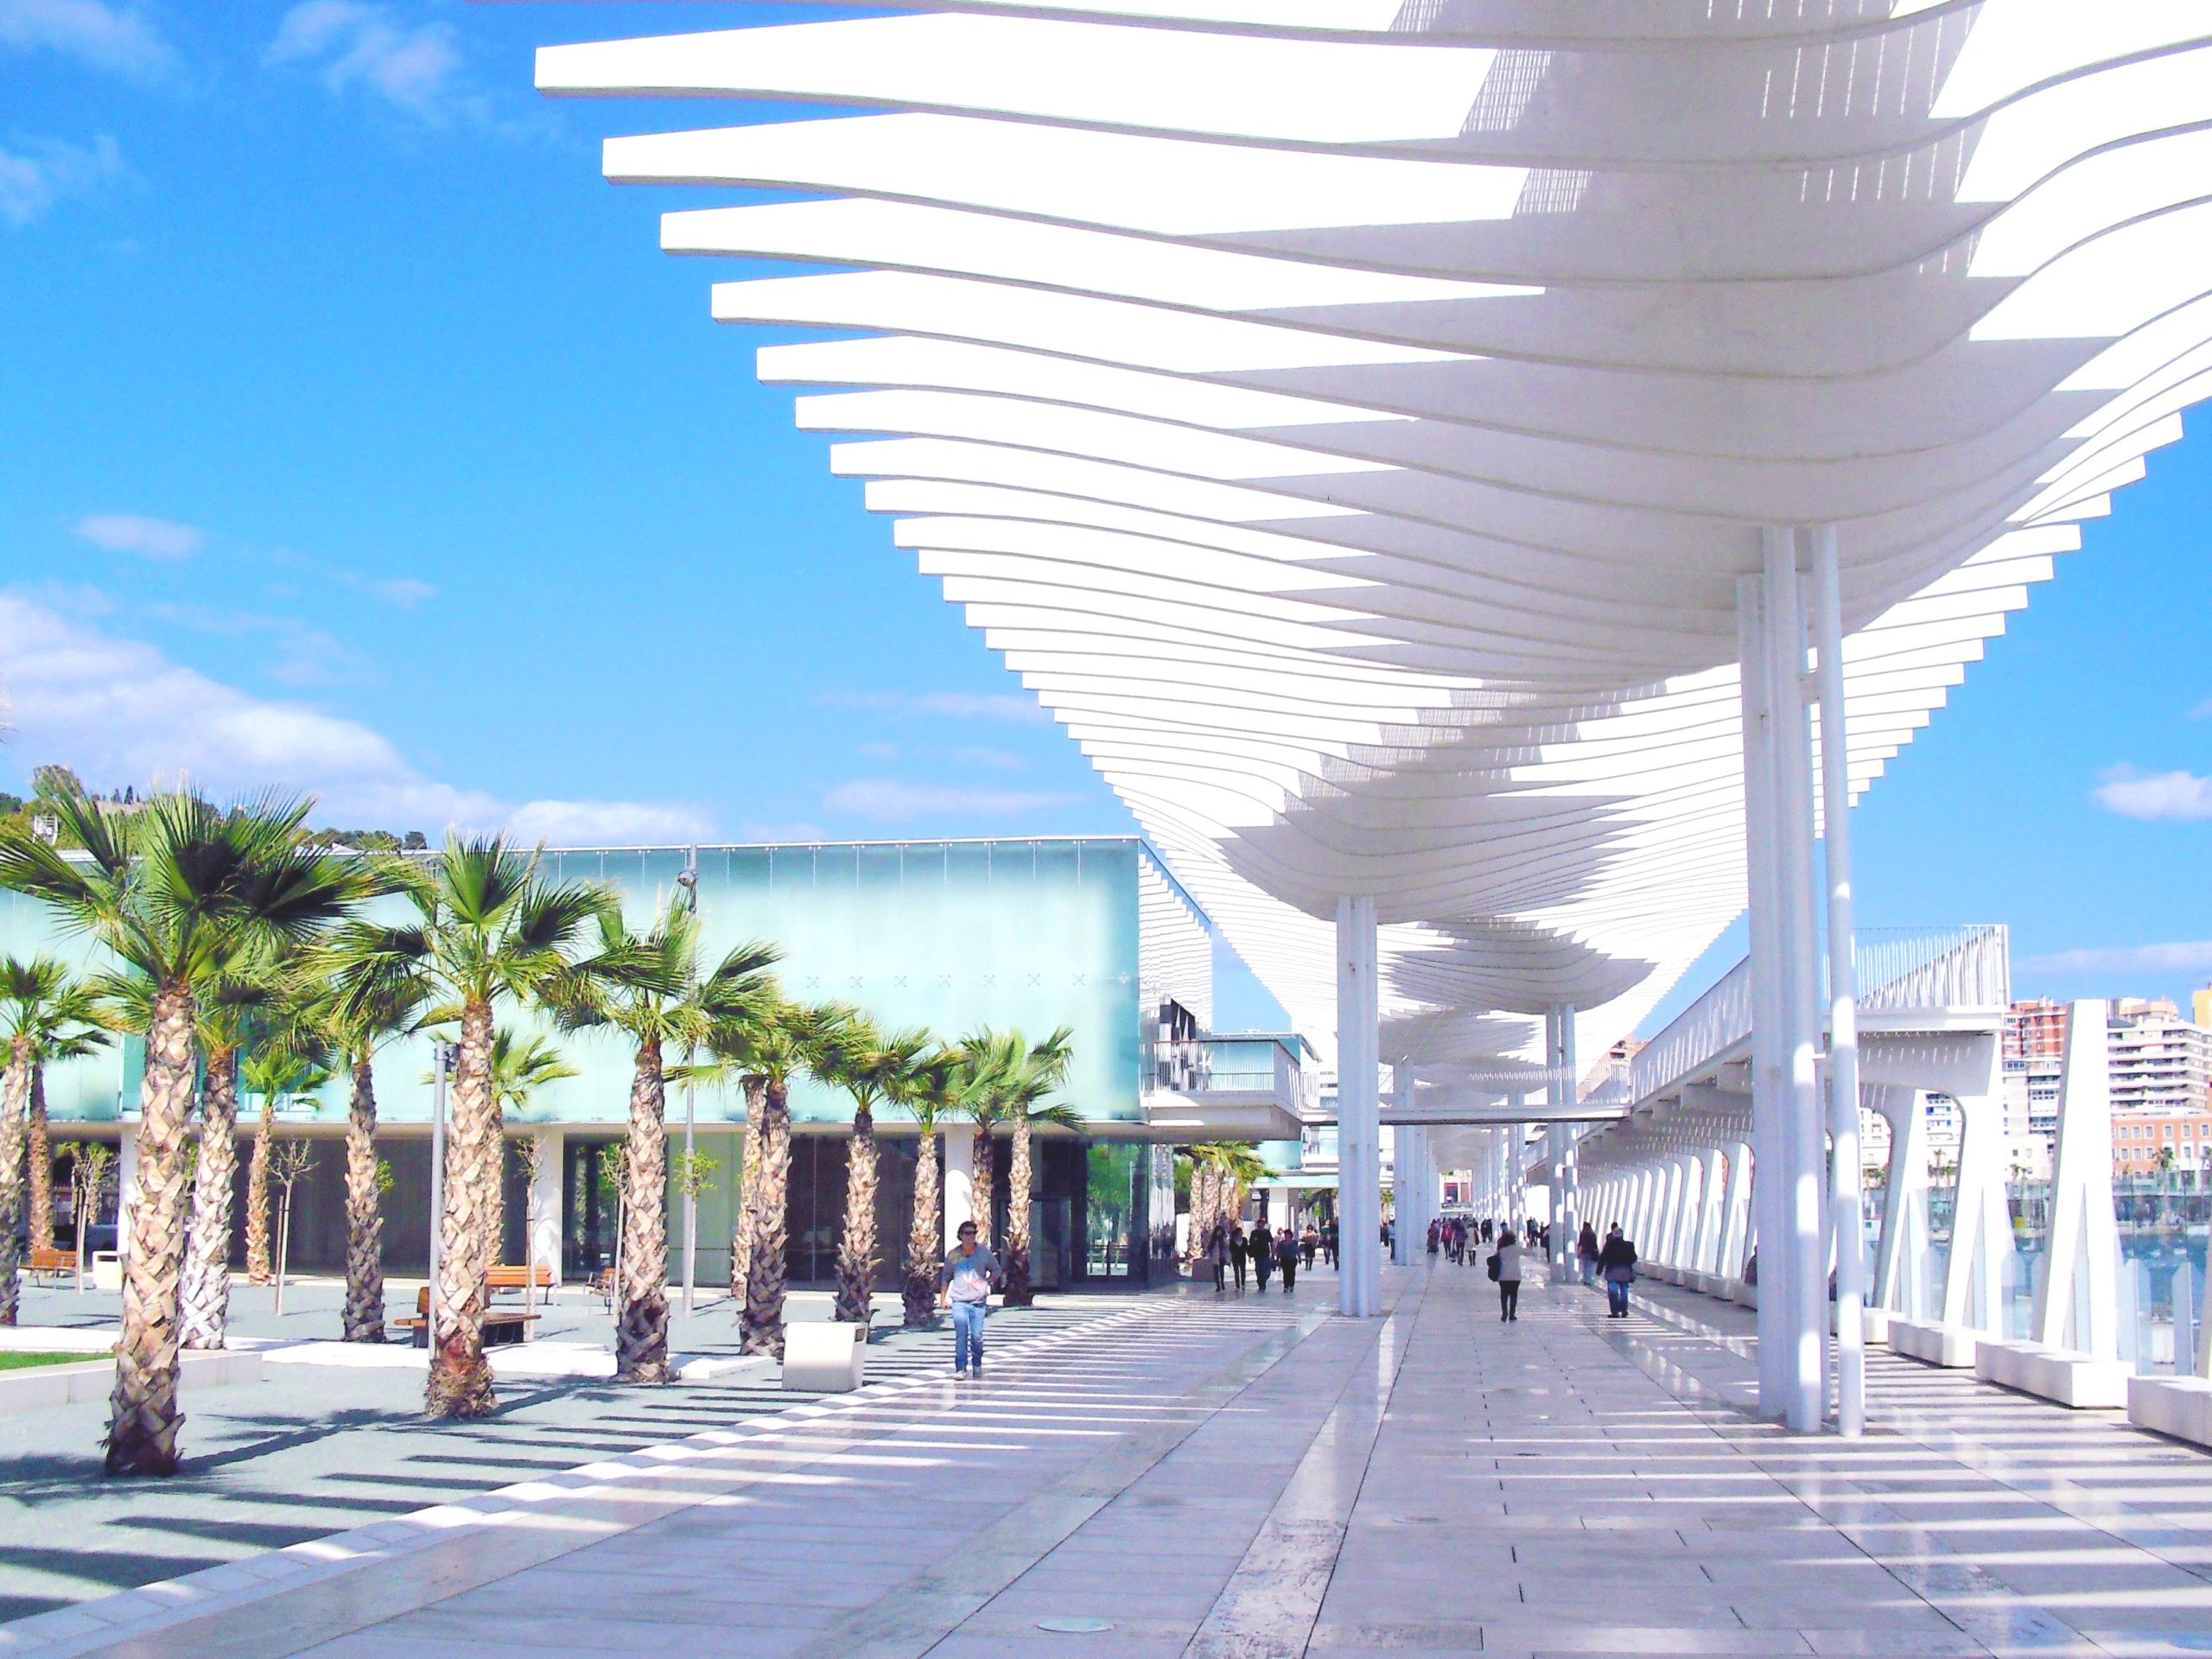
[
  {"left": 616, "top": 1037, "right": 671, "bottom": 1383},
  {"left": 833, "top": 1105, "right": 879, "bottom": 1324},
  {"left": 0, "top": 1036, "right": 29, "bottom": 1325},
  {"left": 971, "top": 1126, "right": 995, "bottom": 1251},
  {"left": 739, "top": 1076, "right": 791, "bottom": 1357},
  {"left": 731, "top": 1075, "right": 765, "bottom": 1298},
  {"left": 905, "top": 1128, "right": 940, "bottom": 1327},
  {"left": 342, "top": 1058, "right": 385, "bottom": 1343},
  {"left": 28, "top": 1065, "right": 54, "bottom": 1255},
  {"left": 107, "top": 977, "right": 197, "bottom": 1477},
  {"left": 179, "top": 1051, "right": 240, "bottom": 1350},
  {"left": 1185, "top": 1160, "right": 1216, "bottom": 1272},
  {"left": 245, "top": 1098, "right": 274, "bottom": 1285},
  {"left": 426, "top": 999, "right": 499, "bottom": 1420},
  {"left": 1002, "top": 1115, "right": 1035, "bottom": 1307}
]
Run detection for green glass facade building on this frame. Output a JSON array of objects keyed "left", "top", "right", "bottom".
[{"left": 6, "top": 836, "right": 1299, "bottom": 1290}]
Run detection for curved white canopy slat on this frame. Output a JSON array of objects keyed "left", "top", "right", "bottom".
[{"left": 534, "top": 1, "right": 2212, "bottom": 1088}]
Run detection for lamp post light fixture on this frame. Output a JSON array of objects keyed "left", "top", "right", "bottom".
[{"left": 675, "top": 853, "right": 700, "bottom": 1317}]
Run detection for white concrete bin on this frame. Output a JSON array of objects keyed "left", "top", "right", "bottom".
[
  {"left": 782, "top": 1322, "right": 868, "bottom": 1393},
  {"left": 91, "top": 1252, "right": 123, "bottom": 1293}
]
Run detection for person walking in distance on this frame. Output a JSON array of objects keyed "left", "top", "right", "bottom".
[
  {"left": 1208, "top": 1217, "right": 1230, "bottom": 1293},
  {"left": 1488, "top": 1227, "right": 1524, "bottom": 1322},
  {"left": 1275, "top": 1224, "right": 1299, "bottom": 1291},
  {"left": 1322, "top": 1218, "right": 1339, "bottom": 1268},
  {"left": 1597, "top": 1223, "right": 1638, "bottom": 1319},
  {"left": 940, "top": 1220, "right": 1000, "bottom": 1380},
  {"left": 1577, "top": 1221, "right": 1600, "bottom": 1288},
  {"left": 1249, "top": 1219, "right": 1274, "bottom": 1291},
  {"left": 1300, "top": 1223, "right": 1319, "bottom": 1270},
  {"left": 1228, "top": 1218, "right": 1249, "bottom": 1292}
]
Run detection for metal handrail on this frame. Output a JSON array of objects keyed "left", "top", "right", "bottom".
[{"left": 1630, "top": 925, "right": 2009, "bottom": 1103}]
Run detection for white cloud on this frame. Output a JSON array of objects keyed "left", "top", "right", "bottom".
[
  {"left": 360, "top": 575, "right": 435, "bottom": 608},
  {"left": 265, "top": 1, "right": 471, "bottom": 125},
  {"left": 823, "top": 779, "right": 1081, "bottom": 823},
  {"left": 74, "top": 512, "right": 202, "bottom": 560},
  {"left": 0, "top": 0, "right": 172, "bottom": 79},
  {"left": 820, "top": 690, "right": 1050, "bottom": 724},
  {"left": 950, "top": 746, "right": 1025, "bottom": 772},
  {"left": 507, "top": 799, "right": 715, "bottom": 847},
  {"left": 0, "top": 134, "right": 127, "bottom": 228},
  {"left": 2016, "top": 942, "right": 2212, "bottom": 979},
  {"left": 0, "top": 591, "right": 710, "bottom": 844},
  {"left": 2094, "top": 766, "right": 2212, "bottom": 822}
]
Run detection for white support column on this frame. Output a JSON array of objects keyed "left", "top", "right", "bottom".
[
  {"left": 1338, "top": 895, "right": 1382, "bottom": 1318},
  {"left": 1695, "top": 1147, "right": 1728, "bottom": 1274},
  {"left": 1740, "top": 569, "right": 1791, "bottom": 1418},
  {"left": 530, "top": 1128, "right": 564, "bottom": 1289},
  {"left": 1764, "top": 531, "right": 1827, "bottom": 1435},
  {"left": 116, "top": 1130, "right": 140, "bottom": 1265},
  {"left": 1872, "top": 1088, "right": 1930, "bottom": 1318},
  {"left": 1390, "top": 1065, "right": 1414, "bottom": 1267},
  {"left": 1942, "top": 1037, "right": 2015, "bottom": 1334},
  {"left": 2035, "top": 1002, "right": 2120, "bottom": 1357},
  {"left": 1812, "top": 526, "right": 1866, "bottom": 1435},
  {"left": 944, "top": 1132, "right": 976, "bottom": 1249},
  {"left": 1675, "top": 1155, "right": 1707, "bottom": 1268},
  {"left": 1554, "top": 1005, "right": 1580, "bottom": 1281},
  {"left": 1719, "top": 1141, "right": 1753, "bottom": 1281}
]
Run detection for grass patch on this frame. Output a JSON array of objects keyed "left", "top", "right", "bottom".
[{"left": 0, "top": 1350, "right": 107, "bottom": 1371}]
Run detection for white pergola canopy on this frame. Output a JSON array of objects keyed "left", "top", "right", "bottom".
[{"left": 536, "top": 2, "right": 2212, "bottom": 1103}]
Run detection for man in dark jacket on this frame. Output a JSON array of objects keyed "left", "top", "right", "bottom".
[{"left": 1597, "top": 1224, "right": 1638, "bottom": 1318}]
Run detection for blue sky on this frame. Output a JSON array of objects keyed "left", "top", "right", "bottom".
[{"left": 3, "top": 2, "right": 2209, "bottom": 1035}]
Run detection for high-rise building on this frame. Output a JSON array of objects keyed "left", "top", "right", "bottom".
[{"left": 2107, "top": 998, "right": 2212, "bottom": 1116}]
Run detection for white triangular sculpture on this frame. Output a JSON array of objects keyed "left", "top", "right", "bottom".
[{"left": 2034, "top": 1001, "right": 2120, "bottom": 1359}]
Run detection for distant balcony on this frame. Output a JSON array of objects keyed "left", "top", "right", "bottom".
[{"left": 1142, "top": 1032, "right": 1317, "bottom": 1141}]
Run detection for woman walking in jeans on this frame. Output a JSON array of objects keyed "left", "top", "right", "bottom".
[{"left": 940, "top": 1221, "right": 1001, "bottom": 1379}]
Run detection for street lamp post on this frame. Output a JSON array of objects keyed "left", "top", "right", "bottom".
[
  {"left": 675, "top": 854, "right": 700, "bottom": 1318},
  {"left": 426, "top": 1039, "right": 454, "bottom": 1354}
]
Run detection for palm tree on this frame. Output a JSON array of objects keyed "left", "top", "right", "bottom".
[
  {"left": 546, "top": 901, "right": 778, "bottom": 1382},
  {"left": 967, "top": 1027, "right": 1077, "bottom": 1307},
  {"left": 1185, "top": 1141, "right": 1265, "bottom": 1271},
  {"left": 327, "top": 836, "right": 607, "bottom": 1421},
  {"left": 826, "top": 1020, "right": 931, "bottom": 1325},
  {"left": 0, "top": 957, "right": 111, "bottom": 1323},
  {"left": 716, "top": 1001, "right": 852, "bottom": 1357},
  {"left": 172, "top": 970, "right": 283, "bottom": 1350},
  {"left": 310, "top": 963, "right": 430, "bottom": 1344},
  {"left": 899, "top": 1042, "right": 979, "bottom": 1327},
  {"left": 0, "top": 784, "right": 383, "bottom": 1474},
  {"left": 240, "top": 1030, "right": 330, "bottom": 1290}
]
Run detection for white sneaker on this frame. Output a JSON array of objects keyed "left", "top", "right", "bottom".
[{"left": 954, "top": 1368, "right": 969, "bottom": 1379}]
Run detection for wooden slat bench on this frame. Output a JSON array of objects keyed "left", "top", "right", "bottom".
[
  {"left": 486, "top": 1263, "right": 557, "bottom": 1301},
  {"left": 391, "top": 1286, "right": 538, "bottom": 1349},
  {"left": 25, "top": 1248, "right": 76, "bottom": 1284}
]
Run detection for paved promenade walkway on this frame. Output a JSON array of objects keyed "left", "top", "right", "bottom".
[{"left": 9, "top": 1266, "right": 2212, "bottom": 1658}]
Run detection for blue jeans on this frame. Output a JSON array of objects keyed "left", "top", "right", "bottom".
[
  {"left": 951, "top": 1299, "right": 987, "bottom": 1372},
  {"left": 1606, "top": 1278, "right": 1630, "bottom": 1317},
  {"left": 1580, "top": 1257, "right": 1597, "bottom": 1287}
]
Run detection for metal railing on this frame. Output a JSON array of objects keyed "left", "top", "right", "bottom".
[
  {"left": 1629, "top": 925, "right": 2008, "bottom": 1104},
  {"left": 1857, "top": 924, "right": 2011, "bottom": 1013}
]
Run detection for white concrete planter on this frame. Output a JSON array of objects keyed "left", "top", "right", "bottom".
[
  {"left": 781, "top": 1321, "right": 868, "bottom": 1392},
  {"left": 2128, "top": 1375, "right": 2212, "bottom": 1445},
  {"left": 1888, "top": 1315, "right": 1979, "bottom": 1368},
  {"left": 0, "top": 1348, "right": 263, "bottom": 1413},
  {"left": 1974, "top": 1338, "right": 2130, "bottom": 1409}
]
